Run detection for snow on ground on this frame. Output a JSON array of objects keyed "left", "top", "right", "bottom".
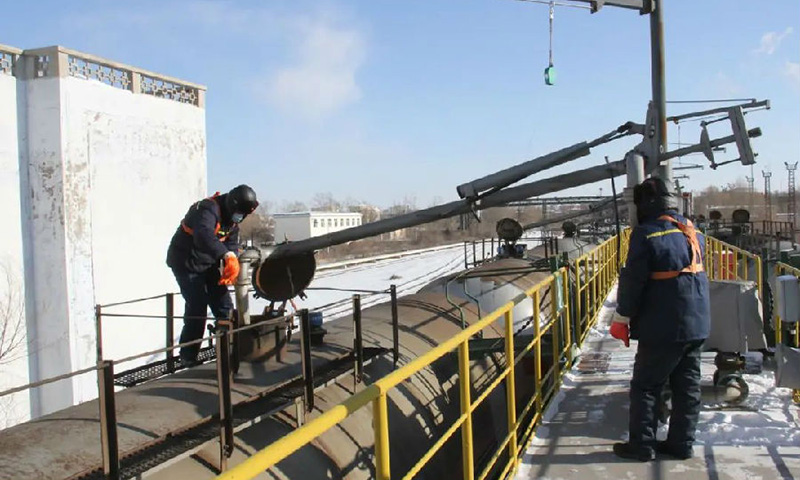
[
  {"left": 521, "top": 284, "right": 800, "bottom": 480},
  {"left": 251, "top": 242, "right": 493, "bottom": 321}
]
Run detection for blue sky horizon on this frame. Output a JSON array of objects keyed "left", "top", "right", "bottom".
[{"left": 4, "top": 0, "right": 799, "bottom": 211}]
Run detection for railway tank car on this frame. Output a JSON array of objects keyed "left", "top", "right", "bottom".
[{"left": 156, "top": 220, "right": 607, "bottom": 480}]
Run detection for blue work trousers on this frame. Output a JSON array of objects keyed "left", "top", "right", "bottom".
[
  {"left": 172, "top": 269, "right": 233, "bottom": 362},
  {"left": 629, "top": 340, "right": 704, "bottom": 450}
]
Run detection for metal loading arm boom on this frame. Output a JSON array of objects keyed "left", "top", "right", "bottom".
[
  {"left": 268, "top": 160, "right": 626, "bottom": 259},
  {"left": 455, "top": 125, "right": 631, "bottom": 199}
]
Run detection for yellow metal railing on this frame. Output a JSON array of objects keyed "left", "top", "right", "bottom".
[
  {"left": 573, "top": 233, "right": 627, "bottom": 345},
  {"left": 704, "top": 236, "right": 762, "bottom": 291},
  {"left": 216, "top": 234, "right": 624, "bottom": 480}
]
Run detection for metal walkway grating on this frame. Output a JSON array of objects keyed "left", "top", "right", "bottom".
[
  {"left": 73, "top": 347, "right": 388, "bottom": 480},
  {"left": 114, "top": 346, "right": 217, "bottom": 388}
]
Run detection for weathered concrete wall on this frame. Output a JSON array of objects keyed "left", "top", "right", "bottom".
[
  {"left": 63, "top": 75, "right": 206, "bottom": 370},
  {"left": 0, "top": 68, "right": 30, "bottom": 428},
  {"left": 19, "top": 74, "right": 77, "bottom": 417},
  {"left": 15, "top": 48, "right": 207, "bottom": 417}
]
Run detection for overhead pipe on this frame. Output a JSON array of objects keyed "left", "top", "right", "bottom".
[{"left": 269, "top": 160, "right": 626, "bottom": 260}]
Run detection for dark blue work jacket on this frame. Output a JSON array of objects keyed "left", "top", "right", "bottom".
[
  {"left": 166, "top": 194, "right": 239, "bottom": 274},
  {"left": 616, "top": 211, "right": 710, "bottom": 345}
]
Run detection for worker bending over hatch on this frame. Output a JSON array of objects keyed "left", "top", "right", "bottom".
[{"left": 166, "top": 185, "right": 259, "bottom": 366}]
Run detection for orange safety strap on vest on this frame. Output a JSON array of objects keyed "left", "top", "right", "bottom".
[
  {"left": 179, "top": 193, "right": 227, "bottom": 241},
  {"left": 649, "top": 215, "right": 705, "bottom": 280}
]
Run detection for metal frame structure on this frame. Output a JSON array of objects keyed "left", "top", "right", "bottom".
[
  {"left": 507, "top": 195, "right": 611, "bottom": 207},
  {"left": 786, "top": 162, "right": 797, "bottom": 234}
]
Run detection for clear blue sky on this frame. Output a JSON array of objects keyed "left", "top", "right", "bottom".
[{"left": 4, "top": 1, "right": 799, "bottom": 209}]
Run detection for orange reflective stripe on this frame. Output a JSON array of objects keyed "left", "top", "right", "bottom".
[
  {"left": 650, "top": 271, "right": 681, "bottom": 280},
  {"left": 649, "top": 215, "right": 705, "bottom": 280},
  {"left": 181, "top": 221, "right": 194, "bottom": 235}
]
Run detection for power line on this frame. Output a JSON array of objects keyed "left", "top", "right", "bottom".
[
  {"left": 510, "top": 0, "right": 591, "bottom": 10},
  {"left": 666, "top": 98, "right": 757, "bottom": 104}
]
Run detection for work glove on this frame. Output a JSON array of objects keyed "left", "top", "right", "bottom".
[
  {"left": 609, "top": 312, "right": 630, "bottom": 347},
  {"left": 218, "top": 252, "right": 240, "bottom": 286}
]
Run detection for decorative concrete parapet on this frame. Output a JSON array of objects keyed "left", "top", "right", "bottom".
[
  {"left": 0, "top": 44, "right": 22, "bottom": 76},
  {"left": 19, "top": 45, "right": 206, "bottom": 107}
]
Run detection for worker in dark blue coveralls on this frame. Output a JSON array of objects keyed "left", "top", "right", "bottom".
[
  {"left": 167, "top": 185, "right": 259, "bottom": 365},
  {"left": 610, "top": 177, "right": 710, "bottom": 462}
]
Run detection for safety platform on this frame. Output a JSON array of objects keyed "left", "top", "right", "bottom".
[
  {"left": 515, "top": 290, "right": 800, "bottom": 480},
  {"left": 0, "top": 318, "right": 387, "bottom": 480}
]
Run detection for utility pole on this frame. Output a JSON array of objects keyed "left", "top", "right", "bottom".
[
  {"left": 650, "top": 0, "right": 670, "bottom": 185},
  {"left": 763, "top": 170, "right": 773, "bottom": 232},
  {"left": 746, "top": 166, "right": 755, "bottom": 213},
  {"left": 786, "top": 162, "right": 797, "bottom": 234},
  {"left": 577, "top": 1, "right": 671, "bottom": 182}
]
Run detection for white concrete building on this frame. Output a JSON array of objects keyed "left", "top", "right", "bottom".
[
  {"left": 273, "top": 212, "right": 363, "bottom": 242},
  {"left": 0, "top": 44, "right": 206, "bottom": 423}
]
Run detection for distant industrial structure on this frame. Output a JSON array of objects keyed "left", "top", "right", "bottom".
[{"left": 273, "top": 211, "right": 364, "bottom": 242}]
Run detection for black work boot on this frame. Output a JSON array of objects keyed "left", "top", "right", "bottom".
[
  {"left": 656, "top": 441, "right": 693, "bottom": 460},
  {"left": 613, "top": 442, "right": 655, "bottom": 462}
]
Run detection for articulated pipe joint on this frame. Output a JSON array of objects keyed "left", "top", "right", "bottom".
[{"left": 250, "top": 245, "right": 317, "bottom": 302}]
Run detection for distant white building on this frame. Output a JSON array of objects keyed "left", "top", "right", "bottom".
[{"left": 273, "top": 211, "right": 363, "bottom": 242}]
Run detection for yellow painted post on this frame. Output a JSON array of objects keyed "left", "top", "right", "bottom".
[
  {"left": 551, "top": 283, "right": 560, "bottom": 383},
  {"left": 503, "top": 310, "right": 518, "bottom": 472},
  {"left": 591, "top": 251, "right": 596, "bottom": 321},
  {"left": 533, "top": 290, "right": 543, "bottom": 415},
  {"left": 603, "top": 243, "right": 608, "bottom": 292},
  {"left": 743, "top": 252, "right": 748, "bottom": 282},
  {"left": 594, "top": 250, "right": 600, "bottom": 318},
  {"left": 584, "top": 257, "right": 590, "bottom": 330},
  {"left": 562, "top": 270, "right": 571, "bottom": 361},
  {"left": 575, "top": 258, "right": 582, "bottom": 344},
  {"left": 458, "top": 340, "right": 475, "bottom": 480},
  {"left": 710, "top": 240, "right": 716, "bottom": 280},
  {"left": 601, "top": 244, "right": 607, "bottom": 293},
  {"left": 716, "top": 242, "right": 722, "bottom": 280},
  {"left": 374, "top": 393, "right": 391, "bottom": 480},
  {"left": 733, "top": 250, "right": 739, "bottom": 280},
  {"left": 756, "top": 257, "right": 763, "bottom": 309}
]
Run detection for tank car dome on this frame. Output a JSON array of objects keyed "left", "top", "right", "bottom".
[{"left": 732, "top": 209, "right": 750, "bottom": 224}]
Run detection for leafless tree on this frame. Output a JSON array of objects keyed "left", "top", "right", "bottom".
[
  {"left": 279, "top": 200, "right": 308, "bottom": 213},
  {"left": 0, "top": 261, "right": 25, "bottom": 366},
  {"left": 311, "top": 192, "right": 341, "bottom": 212},
  {"left": 238, "top": 210, "right": 273, "bottom": 245}
]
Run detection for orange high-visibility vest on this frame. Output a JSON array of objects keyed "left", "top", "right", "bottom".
[{"left": 649, "top": 215, "right": 704, "bottom": 280}]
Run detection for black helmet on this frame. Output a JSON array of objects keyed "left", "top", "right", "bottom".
[
  {"left": 225, "top": 184, "right": 259, "bottom": 216},
  {"left": 633, "top": 177, "right": 677, "bottom": 220}
]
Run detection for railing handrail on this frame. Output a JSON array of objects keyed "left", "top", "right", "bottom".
[
  {"left": 216, "top": 272, "right": 565, "bottom": 480},
  {"left": 99, "top": 293, "right": 175, "bottom": 309},
  {"left": 0, "top": 310, "right": 295, "bottom": 400}
]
